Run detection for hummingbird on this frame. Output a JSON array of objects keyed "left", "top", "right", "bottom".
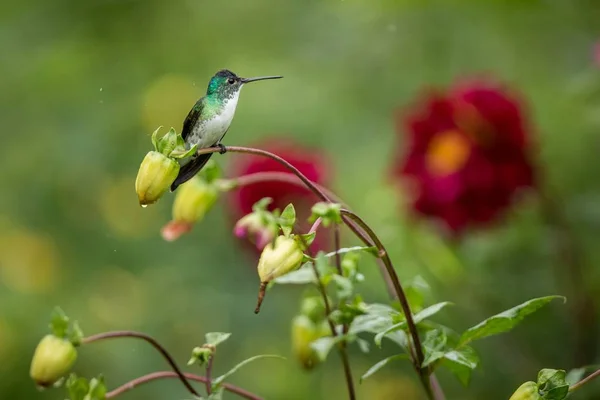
[{"left": 170, "top": 69, "right": 283, "bottom": 191}]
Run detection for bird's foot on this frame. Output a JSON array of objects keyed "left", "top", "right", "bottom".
[{"left": 217, "top": 143, "right": 227, "bottom": 154}]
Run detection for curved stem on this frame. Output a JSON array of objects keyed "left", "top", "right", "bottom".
[
  {"left": 569, "top": 368, "right": 600, "bottom": 392},
  {"left": 340, "top": 209, "right": 432, "bottom": 399},
  {"left": 309, "top": 217, "right": 323, "bottom": 235},
  {"left": 205, "top": 355, "right": 214, "bottom": 396},
  {"left": 198, "top": 146, "right": 330, "bottom": 202},
  {"left": 82, "top": 331, "right": 199, "bottom": 397},
  {"left": 105, "top": 371, "right": 262, "bottom": 399},
  {"left": 232, "top": 171, "right": 346, "bottom": 206},
  {"left": 306, "top": 246, "right": 356, "bottom": 400},
  {"left": 332, "top": 225, "right": 356, "bottom": 399}
]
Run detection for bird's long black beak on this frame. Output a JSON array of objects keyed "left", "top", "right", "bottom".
[{"left": 241, "top": 75, "right": 283, "bottom": 84}]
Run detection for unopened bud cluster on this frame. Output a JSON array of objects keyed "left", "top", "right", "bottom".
[{"left": 135, "top": 126, "right": 198, "bottom": 206}]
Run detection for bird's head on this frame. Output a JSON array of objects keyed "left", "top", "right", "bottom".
[{"left": 206, "top": 69, "right": 283, "bottom": 99}]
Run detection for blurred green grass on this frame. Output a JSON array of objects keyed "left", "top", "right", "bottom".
[{"left": 1, "top": 0, "right": 600, "bottom": 399}]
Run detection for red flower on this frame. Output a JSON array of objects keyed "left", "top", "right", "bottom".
[
  {"left": 391, "top": 79, "right": 536, "bottom": 235},
  {"left": 226, "top": 138, "right": 333, "bottom": 252}
]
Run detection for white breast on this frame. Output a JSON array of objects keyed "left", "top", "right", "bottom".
[{"left": 192, "top": 92, "right": 240, "bottom": 148}]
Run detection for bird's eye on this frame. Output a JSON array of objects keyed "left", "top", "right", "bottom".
[{"left": 228, "top": 78, "right": 235, "bottom": 84}]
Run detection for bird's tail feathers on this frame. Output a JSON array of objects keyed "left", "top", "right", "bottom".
[{"left": 170, "top": 152, "right": 214, "bottom": 191}]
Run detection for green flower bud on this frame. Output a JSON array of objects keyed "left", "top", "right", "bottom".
[
  {"left": 291, "top": 315, "right": 329, "bottom": 370},
  {"left": 257, "top": 235, "right": 304, "bottom": 283},
  {"left": 301, "top": 296, "right": 327, "bottom": 323},
  {"left": 30, "top": 335, "right": 77, "bottom": 387},
  {"left": 172, "top": 176, "right": 218, "bottom": 223},
  {"left": 135, "top": 151, "right": 179, "bottom": 206},
  {"left": 508, "top": 381, "right": 541, "bottom": 400}
]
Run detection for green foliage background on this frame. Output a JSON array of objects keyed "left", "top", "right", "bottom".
[{"left": 1, "top": 0, "right": 600, "bottom": 399}]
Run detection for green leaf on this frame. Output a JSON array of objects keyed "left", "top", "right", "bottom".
[
  {"left": 310, "top": 336, "right": 345, "bottom": 362},
  {"left": 252, "top": 197, "right": 273, "bottom": 212},
  {"left": 66, "top": 374, "right": 89, "bottom": 400},
  {"left": 374, "top": 302, "right": 453, "bottom": 347},
  {"left": 356, "top": 337, "right": 370, "bottom": 353},
  {"left": 170, "top": 143, "right": 198, "bottom": 159},
  {"left": 69, "top": 321, "right": 84, "bottom": 346},
  {"left": 349, "top": 305, "right": 408, "bottom": 350},
  {"left": 404, "top": 276, "right": 430, "bottom": 312},
  {"left": 212, "top": 355, "right": 285, "bottom": 387},
  {"left": 205, "top": 332, "right": 231, "bottom": 347},
  {"left": 272, "top": 263, "right": 316, "bottom": 285},
  {"left": 309, "top": 202, "right": 342, "bottom": 227},
  {"left": 314, "top": 252, "right": 336, "bottom": 280},
  {"left": 325, "top": 246, "right": 378, "bottom": 258},
  {"left": 441, "top": 346, "right": 479, "bottom": 386},
  {"left": 279, "top": 204, "right": 296, "bottom": 236},
  {"left": 537, "top": 369, "right": 569, "bottom": 400},
  {"left": 157, "top": 127, "right": 179, "bottom": 155},
  {"left": 50, "top": 307, "right": 69, "bottom": 339},
  {"left": 297, "top": 232, "right": 316, "bottom": 248},
  {"left": 151, "top": 125, "right": 163, "bottom": 150},
  {"left": 459, "top": 296, "right": 565, "bottom": 346},
  {"left": 421, "top": 329, "right": 448, "bottom": 367},
  {"left": 360, "top": 354, "right": 409, "bottom": 382},
  {"left": 332, "top": 275, "right": 353, "bottom": 299},
  {"left": 87, "top": 376, "right": 107, "bottom": 400},
  {"left": 207, "top": 387, "right": 224, "bottom": 400}
]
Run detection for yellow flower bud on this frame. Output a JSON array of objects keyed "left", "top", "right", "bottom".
[
  {"left": 172, "top": 176, "right": 218, "bottom": 223},
  {"left": 135, "top": 151, "right": 179, "bottom": 206},
  {"left": 30, "top": 335, "right": 77, "bottom": 387},
  {"left": 257, "top": 235, "right": 304, "bottom": 283},
  {"left": 291, "top": 315, "right": 330, "bottom": 370},
  {"left": 508, "top": 381, "right": 541, "bottom": 400}
]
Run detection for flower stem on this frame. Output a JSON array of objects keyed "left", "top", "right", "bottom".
[
  {"left": 104, "top": 371, "right": 262, "bottom": 399},
  {"left": 569, "top": 368, "right": 600, "bottom": 393},
  {"left": 232, "top": 172, "right": 346, "bottom": 205},
  {"left": 82, "top": 331, "right": 199, "bottom": 397},
  {"left": 307, "top": 249, "right": 356, "bottom": 400},
  {"left": 339, "top": 209, "right": 433, "bottom": 399},
  {"left": 206, "top": 355, "right": 214, "bottom": 396}
]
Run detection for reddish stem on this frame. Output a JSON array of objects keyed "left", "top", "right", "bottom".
[
  {"left": 82, "top": 331, "right": 199, "bottom": 397},
  {"left": 104, "top": 371, "right": 262, "bottom": 399}
]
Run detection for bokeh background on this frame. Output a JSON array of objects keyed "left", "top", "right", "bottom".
[{"left": 2, "top": 0, "right": 600, "bottom": 399}]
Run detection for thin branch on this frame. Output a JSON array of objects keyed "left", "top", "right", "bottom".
[
  {"left": 340, "top": 209, "right": 433, "bottom": 399},
  {"left": 332, "top": 225, "right": 356, "bottom": 399},
  {"left": 307, "top": 248, "right": 356, "bottom": 400},
  {"left": 206, "top": 355, "right": 214, "bottom": 396},
  {"left": 82, "top": 331, "right": 199, "bottom": 397},
  {"left": 232, "top": 171, "right": 345, "bottom": 206},
  {"left": 104, "top": 371, "right": 263, "bottom": 400},
  {"left": 198, "top": 146, "right": 330, "bottom": 202},
  {"left": 569, "top": 368, "right": 600, "bottom": 392},
  {"left": 309, "top": 217, "right": 323, "bottom": 235}
]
